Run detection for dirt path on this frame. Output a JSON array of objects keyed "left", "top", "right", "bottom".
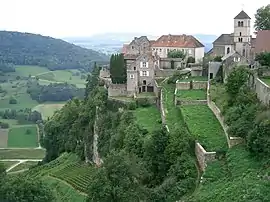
[{"left": 1, "top": 159, "right": 42, "bottom": 172}]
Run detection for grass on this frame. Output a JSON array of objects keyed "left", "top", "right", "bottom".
[
  {"left": 193, "top": 145, "right": 270, "bottom": 202},
  {"left": 0, "top": 129, "right": 8, "bottom": 148},
  {"left": 133, "top": 106, "right": 162, "bottom": 132},
  {"left": 181, "top": 105, "right": 227, "bottom": 151},
  {"left": 32, "top": 103, "right": 65, "bottom": 120},
  {"left": 176, "top": 89, "right": 207, "bottom": 100},
  {"left": 43, "top": 176, "right": 87, "bottom": 202},
  {"left": 177, "top": 76, "right": 208, "bottom": 82},
  {"left": 0, "top": 149, "right": 45, "bottom": 159},
  {"left": 38, "top": 70, "right": 86, "bottom": 88},
  {"left": 161, "top": 83, "right": 186, "bottom": 129},
  {"left": 8, "top": 161, "right": 38, "bottom": 172},
  {"left": 209, "top": 83, "right": 228, "bottom": 112},
  {"left": 8, "top": 125, "right": 38, "bottom": 148},
  {"left": 137, "top": 92, "right": 156, "bottom": 97},
  {"left": 12, "top": 66, "right": 50, "bottom": 77},
  {"left": 0, "top": 119, "right": 19, "bottom": 126},
  {"left": 261, "top": 78, "right": 270, "bottom": 87},
  {"left": 1, "top": 161, "right": 19, "bottom": 169}
]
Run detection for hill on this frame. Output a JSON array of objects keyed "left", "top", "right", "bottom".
[{"left": 0, "top": 31, "right": 109, "bottom": 71}]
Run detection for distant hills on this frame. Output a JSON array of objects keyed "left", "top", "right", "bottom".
[
  {"left": 63, "top": 32, "right": 218, "bottom": 54},
  {"left": 0, "top": 31, "right": 109, "bottom": 70}
]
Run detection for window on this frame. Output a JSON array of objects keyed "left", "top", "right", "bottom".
[
  {"left": 143, "top": 80, "right": 146, "bottom": 85},
  {"left": 131, "top": 46, "right": 134, "bottom": 49},
  {"left": 160, "top": 49, "right": 162, "bottom": 52},
  {"left": 130, "top": 74, "right": 134, "bottom": 79},
  {"left": 248, "top": 20, "right": 250, "bottom": 27},
  {"left": 239, "top": 32, "right": 242, "bottom": 36},
  {"left": 133, "top": 66, "right": 136, "bottom": 70},
  {"left": 227, "top": 47, "right": 230, "bottom": 54},
  {"left": 238, "top": 38, "right": 243, "bottom": 42},
  {"left": 167, "top": 49, "right": 169, "bottom": 52},
  {"left": 241, "top": 21, "right": 243, "bottom": 27},
  {"left": 142, "top": 62, "right": 146, "bottom": 68},
  {"left": 238, "top": 21, "right": 241, "bottom": 27},
  {"left": 142, "top": 71, "right": 147, "bottom": 76}
]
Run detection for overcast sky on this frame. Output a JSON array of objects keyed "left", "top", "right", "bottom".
[{"left": 0, "top": 0, "right": 269, "bottom": 38}]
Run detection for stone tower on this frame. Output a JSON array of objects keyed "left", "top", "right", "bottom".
[{"left": 233, "top": 10, "right": 251, "bottom": 58}]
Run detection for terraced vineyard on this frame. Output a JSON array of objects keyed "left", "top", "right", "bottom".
[{"left": 50, "top": 162, "right": 93, "bottom": 193}]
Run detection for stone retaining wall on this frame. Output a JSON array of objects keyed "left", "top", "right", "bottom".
[
  {"left": 175, "top": 99, "right": 207, "bottom": 106},
  {"left": 108, "top": 84, "right": 127, "bottom": 97},
  {"left": 176, "top": 81, "right": 207, "bottom": 90},
  {"left": 195, "top": 142, "right": 216, "bottom": 171},
  {"left": 193, "top": 81, "right": 207, "bottom": 89},
  {"left": 255, "top": 78, "right": 270, "bottom": 105}
]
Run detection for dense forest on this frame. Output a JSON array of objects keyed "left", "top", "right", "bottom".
[{"left": 0, "top": 31, "right": 109, "bottom": 71}]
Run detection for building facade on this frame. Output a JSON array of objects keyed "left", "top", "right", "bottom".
[{"left": 212, "top": 10, "right": 255, "bottom": 61}]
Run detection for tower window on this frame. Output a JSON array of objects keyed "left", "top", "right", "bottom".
[
  {"left": 227, "top": 47, "right": 230, "bottom": 54},
  {"left": 133, "top": 66, "right": 136, "bottom": 70},
  {"left": 240, "top": 32, "right": 242, "bottom": 36},
  {"left": 238, "top": 21, "right": 241, "bottom": 27},
  {"left": 241, "top": 21, "right": 243, "bottom": 27}
]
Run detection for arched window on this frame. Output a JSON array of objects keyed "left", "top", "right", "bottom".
[
  {"left": 240, "top": 32, "right": 242, "bottom": 36},
  {"left": 241, "top": 21, "right": 243, "bottom": 27},
  {"left": 227, "top": 47, "right": 230, "bottom": 54},
  {"left": 238, "top": 21, "right": 241, "bottom": 27}
]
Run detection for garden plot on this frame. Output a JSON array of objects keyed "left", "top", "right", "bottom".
[
  {"left": 0, "top": 129, "right": 8, "bottom": 148},
  {"left": 181, "top": 105, "right": 227, "bottom": 151}
]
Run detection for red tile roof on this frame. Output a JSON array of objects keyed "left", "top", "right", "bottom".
[
  {"left": 151, "top": 34, "right": 204, "bottom": 48},
  {"left": 255, "top": 30, "right": 270, "bottom": 53}
]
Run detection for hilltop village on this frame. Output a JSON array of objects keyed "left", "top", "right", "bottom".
[{"left": 100, "top": 10, "right": 270, "bottom": 100}]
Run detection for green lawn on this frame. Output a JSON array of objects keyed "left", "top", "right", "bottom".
[
  {"left": 133, "top": 106, "right": 162, "bottom": 132},
  {"left": 8, "top": 161, "right": 38, "bottom": 172},
  {"left": 181, "top": 105, "right": 227, "bottom": 151},
  {"left": 0, "top": 149, "right": 45, "bottom": 159},
  {"left": 8, "top": 125, "right": 38, "bottom": 148},
  {"left": 176, "top": 89, "right": 207, "bottom": 100}
]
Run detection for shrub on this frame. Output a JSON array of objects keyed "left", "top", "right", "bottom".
[
  {"left": 127, "top": 102, "right": 137, "bottom": 110},
  {"left": 187, "top": 56, "right": 195, "bottom": 63},
  {"left": 9, "top": 97, "right": 17, "bottom": 104},
  {"left": 136, "top": 98, "right": 151, "bottom": 107},
  {"left": 0, "top": 122, "right": 9, "bottom": 129}
]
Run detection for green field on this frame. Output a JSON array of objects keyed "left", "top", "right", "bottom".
[
  {"left": 133, "top": 106, "right": 162, "bottom": 132},
  {"left": 33, "top": 103, "right": 65, "bottom": 120},
  {"left": 7, "top": 125, "right": 38, "bottom": 148},
  {"left": 11, "top": 66, "right": 50, "bottom": 77},
  {"left": 181, "top": 105, "right": 227, "bottom": 151},
  {"left": 0, "top": 149, "right": 45, "bottom": 159},
  {"left": 176, "top": 89, "right": 207, "bottom": 100},
  {"left": 8, "top": 161, "right": 38, "bottom": 172}
]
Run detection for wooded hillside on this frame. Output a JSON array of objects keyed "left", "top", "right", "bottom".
[{"left": 0, "top": 31, "right": 109, "bottom": 70}]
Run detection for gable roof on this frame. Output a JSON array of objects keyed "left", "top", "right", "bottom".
[
  {"left": 255, "top": 30, "right": 270, "bottom": 53},
  {"left": 151, "top": 34, "right": 204, "bottom": 48},
  {"left": 213, "top": 34, "right": 234, "bottom": 45},
  {"left": 234, "top": 10, "right": 251, "bottom": 19}
]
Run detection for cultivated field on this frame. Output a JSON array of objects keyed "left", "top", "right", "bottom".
[
  {"left": 0, "top": 149, "right": 45, "bottom": 159},
  {"left": 7, "top": 125, "right": 38, "bottom": 148},
  {"left": 33, "top": 103, "right": 65, "bottom": 120},
  {"left": 0, "top": 129, "right": 8, "bottom": 148}
]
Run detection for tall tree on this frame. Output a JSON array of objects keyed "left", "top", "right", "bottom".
[{"left": 255, "top": 4, "right": 270, "bottom": 31}]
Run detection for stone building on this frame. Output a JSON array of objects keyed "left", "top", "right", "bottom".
[
  {"left": 212, "top": 10, "right": 256, "bottom": 61},
  {"left": 151, "top": 34, "right": 205, "bottom": 62}
]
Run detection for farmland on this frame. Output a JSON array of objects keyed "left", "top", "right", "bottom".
[
  {"left": 32, "top": 103, "right": 66, "bottom": 120},
  {"left": 0, "top": 149, "right": 45, "bottom": 159},
  {"left": 181, "top": 105, "right": 227, "bottom": 151}
]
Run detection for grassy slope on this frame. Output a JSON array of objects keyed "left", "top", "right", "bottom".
[
  {"left": 181, "top": 105, "right": 227, "bottom": 151},
  {"left": 192, "top": 145, "right": 270, "bottom": 202},
  {"left": 176, "top": 89, "right": 207, "bottom": 100},
  {"left": 133, "top": 106, "right": 162, "bottom": 132},
  {"left": 8, "top": 161, "right": 38, "bottom": 172}
]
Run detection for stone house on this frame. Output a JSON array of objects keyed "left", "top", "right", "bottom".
[
  {"left": 212, "top": 10, "right": 256, "bottom": 62},
  {"left": 151, "top": 34, "right": 205, "bottom": 62}
]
